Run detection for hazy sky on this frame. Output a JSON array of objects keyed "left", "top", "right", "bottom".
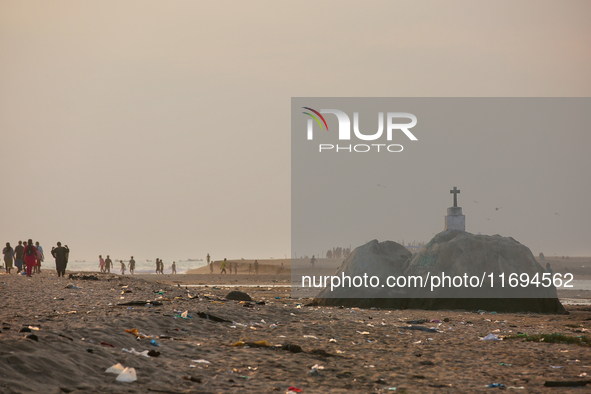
[{"left": 1, "top": 1, "right": 590, "bottom": 263}]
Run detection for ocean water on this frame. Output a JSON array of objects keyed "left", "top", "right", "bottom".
[{"left": 66, "top": 259, "right": 208, "bottom": 274}]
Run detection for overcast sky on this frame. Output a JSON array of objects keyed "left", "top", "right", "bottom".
[{"left": 1, "top": 1, "right": 590, "bottom": 262}]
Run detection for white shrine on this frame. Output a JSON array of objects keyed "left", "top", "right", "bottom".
[{"left": 445, "top": 186, "right": 465, "bottom": 231}]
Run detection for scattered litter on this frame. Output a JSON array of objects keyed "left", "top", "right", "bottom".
[
  {"left": 125, "top": 328, "right": 150, "bottom": 339},
  {"left": 65, "top": 284, "right": 80, "bottom": 289},
  {"left": 487, "top": 383, "right": 506, "bottom": 388},
  {"left": 550, "top": 365, "right": 563, "bottom": 369},
  {"left": 430, "top": 319, "right": 441, "bottom": 323},
  {"left": 498, "top": 362, "right": 512, "bottom": 366},
  {"left": 286, "top": 387, "right": 302, "bottom": 393},
  {"left": 122, "top": 348, "right": 150, "bottom": 357},
  {"left": 106, "top": 363, "right": 125, "bottom": 374},
  {"left": 303, "top": 335, "right": 318, "bottom": 339},
  {"left": 481, "top": 334, "right": 501, "bottom": 341},
  {"left": 308, "top": 364, "right": 324, "bottom": 376},
  {"left": 147, "top": 350, "right": 160, "bottom": 357},
  {"left": 192, "top": 359, "right": 210, "bottom": 364},
  {"left": 150, "top": 339, "right": 159, "bottom": 347},
  {"left": 100, "top": 342, "right": 115, "bottom": 348},
  {"left": 357, "top": 331, "right": 370, "bottom": 335},
  {"left": 116, "top": 367, "right": 137, "bottom": 383}
]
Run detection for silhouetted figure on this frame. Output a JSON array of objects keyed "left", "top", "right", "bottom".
[
  {"left": 14, "top": 241, "right": 24, "bottom": 273},
  {"left": 220, "top": 258, "right": 227, "bottom": 274},
  {"left": 172, "top": 261, "right": 176, "bottom": 274},
  {"left": 3, "top": 242, "right": 14, "bottom": 274},
  {"left": 105, "top": 255, "right": 113, "bottom": 273},
  {"left": 51, "top": 242, "right": 69, "bottom": 277},
  {"left": 129, "top": 256, "right": 135, "bottom": 274}
]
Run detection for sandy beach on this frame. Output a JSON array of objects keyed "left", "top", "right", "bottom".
[{"left": 0, "top": 266, "right": 590, "bottom": 394}]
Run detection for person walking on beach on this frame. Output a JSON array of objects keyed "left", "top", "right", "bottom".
[
  {"left": 120, "top": 260, "right": 126, "bottom": 275},
  {"left": 34, "top": 242, "right": 44, "bottom": 274},
  {"left": 23, "top": 240, "right": 38, "bottom": 277},
  {"left": 129, "top": 256, "right": 135, "bottom": 275},
  {"left": 51, "top": 242, "right": 69, "bottom": 277},
  {"left": 310, "top": 255, "right": 316, "bottom": 269},
  {"left": 209, "top": 260, "right": 213, "bottom": 274},
  {"left": 207, "top": 253, "right": 210, "bottom": 266},
  {"left": 99, "top": 255, "right": 105, "bottom": 272},
  {"left": 3, "top": 242, "right": 14, "bottom": 274},
  {"left": 105, "top": 255, "right": 113, "bottom": 273},
  {"left": 234, "top": 262, "right": 238, "bottom": 274},
  {"left": 220, "top": 258, "right": 227, "bottom": 274},
  {"left": 171, "top": 261, "right": 176, "bottom": 274},
  {"left": 14, "top": 241, "right": 24, "bottom": 274},
  {"left": 254, "top": 260, "right": 259, "bottom": 275},
  {"left": 248, "top": 263, "right": 252, "bottom": 274}
]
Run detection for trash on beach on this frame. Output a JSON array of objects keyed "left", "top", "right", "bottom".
[
  {"left": 100, "top": 342, "right": 115, "bottom": 348},
  {"left": 308, "top": 364, "right": 324, "bottom": 376},
  {"left": 498, "top": 362, "right": 513, "bottom": 366},
  {"left": 106, "top": 363, "right": 125, "bottom": 374},
  {"left": 192, "top": 359, "right": 211, "bottom": 364},
  {"left": 182, "top": 375, "right": 202, "bottom": 383},
  {"left": 126, "top": 328, "right": 150, "bottom": 339},
  {"left": 481, "top": 334, "right": 501, "bottom": 341},
  {"left": 430, "top": 319, "right": 441, "bottom": 323},
  {"left": 122, "top": 348, "right": 150, "bottom": 357},
  {"left": 147, "top": 350, "right": 160, "bottom": 357},
  {"left": 303, "top": 335, "right": 318, "bottom": 339},
  {"left": 550, "top": 365, "right": 563, "bottom": 369},
  {"left": 487, "top": 383, "right": 506, "bottom": 388},
  {"left": 26, "top": 334, "right": 38, "bottom": 341},
  {"left": 150, "top": 339, "right": 159, "bottom": 346},
  {"left": 19, "top": 327, "right": 31, "bottom": 333},
  {"left": 65, "top": 284, "right": 80, "bottom": 289},
  {"left": 116, "top": 367, "right": 137, "bottom": 383},
  {"left": 357, "top": 331, "right": 370, "bottom": 335},
  {"left": 286, "top": 387, "right": 302, "bottom": 393}
]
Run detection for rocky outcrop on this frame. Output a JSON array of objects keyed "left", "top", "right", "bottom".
[{"left": 315, "top": 231, "right": 567, "bottom": 314}]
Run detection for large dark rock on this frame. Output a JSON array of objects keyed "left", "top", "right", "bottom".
[{"left": 315, "top": 231, "right": 567, "bottom": 314}]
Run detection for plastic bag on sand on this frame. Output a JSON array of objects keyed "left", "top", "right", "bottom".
[
  {"left": 309, "top": 364, "right": 324, "bottom": 376},
  {"left": 106, "top": 363, "right": 125, "bottom": 374},
  {"left": 286, "top": 387, "right": 302, "bottom": 393},
  {"left": 481, "top": 334, "right": 501, "bottom": 341},
  {"left": 116, "top": 367, "right": 137, "bottom": 383},
  {"left": 122, "top": 348, "right": 150, "bottom": 357}
]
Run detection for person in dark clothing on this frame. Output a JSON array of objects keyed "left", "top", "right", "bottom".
[
  {"left": 23, "top": 239, "right": 38, "bottom": 277},
  {"left": 51, "top": 242, "right": 70, "bottom": 277},
  {"left": 14, "top": 241, "right": 24, "bottom": 273}
]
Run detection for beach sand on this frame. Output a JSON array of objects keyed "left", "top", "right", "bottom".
[{"left": 0, "top": 268, "right": 590, "bottom": 393}]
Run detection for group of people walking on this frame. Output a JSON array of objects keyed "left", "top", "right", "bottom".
[
  {"left": 99, "top": 255, "right": 136, "bottom": 275},
  {"left": 2, "top": 240, "right": 69, "bottom": 277},
  {"left": 154, "top": 258, "right": 175, "bottom": 274}
]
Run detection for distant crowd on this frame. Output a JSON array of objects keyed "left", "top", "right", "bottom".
[{"left": 2, "top": 240, "right": 70, "bottom": 277}]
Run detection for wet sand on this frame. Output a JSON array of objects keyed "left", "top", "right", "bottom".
[{"left": 0, "top": 269, "right": 590, "bottom": 393}]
